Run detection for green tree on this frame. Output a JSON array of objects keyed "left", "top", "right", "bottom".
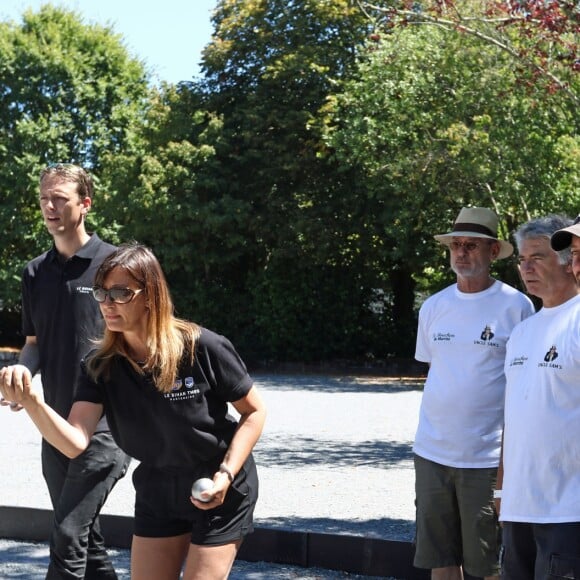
[
  {"left": 103, "top": 82, "right": 255, "bottom": 335},
  {"left": 0, "top": 5, "right": 149, "bottom": 334},
  {"left": 360, "top": 0, "right": 579, "bottom": 102},
  {"left": 323, "top": 21, "right": 579, "bottom": 316},
  {"left": 116, "top": 0, "right": 384, "bottom": 362},
  {"left": 200, "top": 0, "right": 391, "bottom": 361}
]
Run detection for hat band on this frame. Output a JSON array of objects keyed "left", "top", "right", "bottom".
[{"left": 452, "top": 222, "right": 496, "bottom": 237}]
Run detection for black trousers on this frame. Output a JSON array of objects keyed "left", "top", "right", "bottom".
[
  {"left": 502, "top": 521, "right": 580, "bottom": 580},
  {"left": 41, "top": 432, "right": 131, "bottom": 580}
]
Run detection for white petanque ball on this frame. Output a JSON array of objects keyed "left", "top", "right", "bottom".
[{"left": 191, "top": 477, "right": 214, "bottom": 502}]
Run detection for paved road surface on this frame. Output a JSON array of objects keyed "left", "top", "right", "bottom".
[{"left": 0, "top": 373, "right": 423, "bottom": 578}]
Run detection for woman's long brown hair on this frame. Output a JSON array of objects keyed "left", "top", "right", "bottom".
[{"left": 87, "top": 242, "right": 201, "bottom": 393}]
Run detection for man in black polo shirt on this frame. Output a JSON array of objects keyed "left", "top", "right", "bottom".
[{"left": 1, "top": 164, "right": 130, "bottom": 579}]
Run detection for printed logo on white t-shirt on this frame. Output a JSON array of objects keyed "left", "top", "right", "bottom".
[
  {"left": 432, "top": 332, "right": 455, "bottom": 342},
  {"left": 538, "top": 345, "right": 562, "bottom": 369},
  {"left": 508, "top": 356, "right": 528, "bottom": 367},
  {"left": 480, "top": 325, "right": 494, "bottom": 340},
  {"left": 473, "top": 325, "right": 500, "bottom": 347}
]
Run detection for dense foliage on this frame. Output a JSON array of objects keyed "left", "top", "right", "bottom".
[
  {"left": 0, "top": 5, "right": 149, "bottom": 343},
  {"left": 0, "top": 1, "right": 578, "bottom": 364}
]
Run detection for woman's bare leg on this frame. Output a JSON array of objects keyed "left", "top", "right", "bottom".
[
  {"left": 182, "top": 540, "right": 241, "bottom": 580},
  {"left": 130, "top": 533, "right": 191, "bottom": 580}
]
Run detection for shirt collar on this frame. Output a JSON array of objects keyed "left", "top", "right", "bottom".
[{"left": 47, "top": 232, "right": 100, "bottom": 263}]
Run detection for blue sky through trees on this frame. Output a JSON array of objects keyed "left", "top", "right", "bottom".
[{"left": 0, "top": 0, "right": 216, "bottom": 84}]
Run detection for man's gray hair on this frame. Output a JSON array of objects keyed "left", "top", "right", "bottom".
[{"left": 514, "top": 214, "right": 574, "bottom": 265}]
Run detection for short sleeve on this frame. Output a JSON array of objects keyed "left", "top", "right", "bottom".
[
  {"left": 195, "top": 329, "right": 253, "bottom": 402},
  {"left": 73, "top": 356, "right": 105, "bottom": 405},
  {"left": 415, "top": 302, "right": 432, "bottom": 363}
]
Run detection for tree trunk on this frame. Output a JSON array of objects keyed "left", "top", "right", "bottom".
[{"left": 388, "top": 264, "right": 417, "bottom": 357}]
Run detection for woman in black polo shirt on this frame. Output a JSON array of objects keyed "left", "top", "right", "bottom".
[{"left": 0, "top": 242, "right": 266, "bottom": 580}]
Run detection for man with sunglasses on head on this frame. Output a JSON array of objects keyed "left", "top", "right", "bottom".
[
  {"left": 497, "top": 215, "right": 580, "bottom": 579},
  {"left": 412, "top": 207, "right": 535, "bottom": 580},
  {"left": 0, "top": 163, "right": 130, "bottom": 579}
]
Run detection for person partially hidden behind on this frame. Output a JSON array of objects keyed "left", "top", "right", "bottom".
[
  {"left": 497, "top": 215, "right": 580, "bottom": 580},
  {"left": 413, "top": 207, "right": 535, "bottom": 580},
  {"left": 0, "top": 242, "right": 267, "bottom": 580},
  {"left": 1, "top": 163, "right": 130, "bottom": 579}
]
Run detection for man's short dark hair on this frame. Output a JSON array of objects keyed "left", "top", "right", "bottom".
[{"left": 40, "top": 163, "right": 94, "bottom": 200}]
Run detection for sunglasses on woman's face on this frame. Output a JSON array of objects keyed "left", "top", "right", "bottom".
[{"left": 92, "top": 286, "right": 143, "bottom": 304}]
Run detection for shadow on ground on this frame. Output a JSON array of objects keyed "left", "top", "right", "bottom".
[
  {"left": 256, "top": 516, "right": 415, "bottom": 542},
  {"left": 0, "top": 539, "right": 395, "bottom": 580},
  {"left": 0, "top": 541, "right": 130, "bottom": 579},
  {"left": 254, "top": 436, "right": 414, "bottom": 469}
]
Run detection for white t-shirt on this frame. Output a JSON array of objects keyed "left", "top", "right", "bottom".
[
  {"left": 414, "top": 280, "right": 534, "bottom": 468},
  {"left": 501, "top": 294, "right": 580, "bottom": 523}
]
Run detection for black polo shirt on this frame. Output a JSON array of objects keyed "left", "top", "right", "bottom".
[
  {"left": 74, "top": 328, "right": 253, "bottom": 472},
  {"left": 21, "top": 234, "right": 116, "bottom": 419}
]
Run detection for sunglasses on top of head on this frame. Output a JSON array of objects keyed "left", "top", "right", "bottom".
[{"left": 92, "top": 286, "right": 143, "bottom": 304}]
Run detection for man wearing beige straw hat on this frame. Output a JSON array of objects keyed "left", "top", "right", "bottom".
[{"left": 413, "top": 207, "right": 535, "bottom": 580}]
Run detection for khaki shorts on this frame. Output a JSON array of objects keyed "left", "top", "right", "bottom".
[{"left": 414, "top": 454, "right": 500, "bottom": 577}]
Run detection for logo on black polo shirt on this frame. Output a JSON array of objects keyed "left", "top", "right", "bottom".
[{"left": 164, "top": 376, "right": 201, "bottom": 401}]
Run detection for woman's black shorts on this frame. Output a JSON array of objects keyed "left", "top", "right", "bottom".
[{"left": 132, "top": 454, "right": 258, "bottom": 545}]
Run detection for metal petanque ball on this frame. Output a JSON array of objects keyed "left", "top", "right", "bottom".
[{"left": 191, "top": 477, "right": 214, "bottom": 502}]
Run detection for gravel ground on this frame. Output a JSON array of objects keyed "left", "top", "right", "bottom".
[
  {"left": 0, "top": 539, "right": 401, "bottom": 579},
  {"left": 0, "top": 372, "right": 423, "bottom": 578}
]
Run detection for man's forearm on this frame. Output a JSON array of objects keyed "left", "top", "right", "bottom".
[{"left": 18, "top": 341, "right": 40, "bottom": 376}]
